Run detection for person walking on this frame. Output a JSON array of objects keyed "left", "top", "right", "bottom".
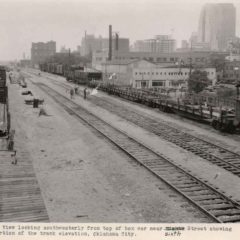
[
  {"left": 84, "top": 87, "right": 87, "bottom": 100},
  {"left": 74, "top": 86, "right": 79, "bottom": 94},
  {"left": 70, "top": 88, "right": 74, "bottom": 99}
]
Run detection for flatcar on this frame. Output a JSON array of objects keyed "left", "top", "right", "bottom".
[{"left": 99, "top": 83, "right": 240, "bottom": 133}]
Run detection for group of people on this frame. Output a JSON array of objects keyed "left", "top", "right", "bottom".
[{"left": 69, "top": 86, "right": 88, "bottom": 100}]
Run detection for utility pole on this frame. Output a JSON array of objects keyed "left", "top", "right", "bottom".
[
  {"left": 85, "top": 30, "right": 87, "bottom": 56},
  {"left": 68, "top": 48, "right": 71, "bottom": 69},
  {"left": 108, "top": 25, "right": 112, "bottom": 61},
  {"left": 188, "top": 39, "right": 193, "bottom": 93}
]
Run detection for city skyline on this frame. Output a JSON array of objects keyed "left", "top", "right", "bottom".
[
  {"left": 1, "top": 0, "right": 240, "bottom": 61},
  {"left": 198, "top": 3, "right": 236, "bottom": 51}
]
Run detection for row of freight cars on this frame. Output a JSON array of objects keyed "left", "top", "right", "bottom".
[
  {"left": 39, "top": 63, "right": 102, "bottom": 85},
  {"left": 39, "top": 63, "right": 240, "bottom": 133},
  {"left": 0, "top": 66, "right": 11, "bottom": 139},
  {"left": 99, "top": 83, "right": 240, "bottom": 133}
]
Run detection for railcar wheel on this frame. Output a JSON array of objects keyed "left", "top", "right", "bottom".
[
  {"left": 225, "top": 124, "right": 236, "bottom": 134},
  {"left": 211, "top": 120, "right": 220, "bottom": 130}
]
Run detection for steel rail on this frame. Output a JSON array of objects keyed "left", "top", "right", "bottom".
[
  {"left": 42, "top": 77, "right": 240, "bottom": 177},
  {"left": 33, "top": 82, "right": 240, "bottom": 223}
]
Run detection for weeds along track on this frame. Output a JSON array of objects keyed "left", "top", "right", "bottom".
[
  {"left": 34, "top": 82, "right": 240, "bottom": 223},
  {"left": 46, "top": 78, "right": 240, "bottom": 178}
]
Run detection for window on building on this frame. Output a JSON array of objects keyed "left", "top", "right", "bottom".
[
  {"left": 152, "top": 81, "right": 165, "bottom": 87},
  {"left": 170, "top": 58, "right": 174, "bottom": 62},
  {"left": 163, "top": 58, "right": 167, "bottom": 62},
  {"left": 135, "top": 72, "right": 138, "bottom": 75},
  {"left": 157, "top": 58, "right": 161, "bottom": 62},
  {"left": 141, "top": 81, "right": 148, "bottom": 88}
]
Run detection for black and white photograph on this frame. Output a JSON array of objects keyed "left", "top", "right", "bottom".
[{"left": 0, "top": 0, "right": 240, "bottom": 235}]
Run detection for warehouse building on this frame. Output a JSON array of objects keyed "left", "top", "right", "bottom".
[{"left": 101, "top": 59, "right": 216, "bottom": 89}]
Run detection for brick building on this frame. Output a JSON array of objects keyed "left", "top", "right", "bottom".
[{"left": 31, "top": 41, "right": 56, "bottom": 66}]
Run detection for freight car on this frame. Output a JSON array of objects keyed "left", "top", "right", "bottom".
[
  {"left": 65, "top": 66, "right": 102, "bottom": 85},
  {"left": 65, "top": 65, "right": 84, "bottom": 81},
  {"left": 0, "top": 66, "right": 6, "bottom": 87},
  {"left": 40, "top": 63, "right": 64, "bottom": 75},
  {"left": 56, "top": 64, "right": 63, "bottom": 75},
  {"left": 0, "top": 66, "right": 11, "bottom": 138},
  {"left": 210, "top": 84, "right": 240, "bottom": 132}
]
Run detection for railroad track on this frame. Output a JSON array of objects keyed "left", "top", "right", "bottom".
[
  {"left": 34, "top": 82, "right": 240, "bottom": 223},
  {"left": 42, "top": 77, "right": 240, "bottom": 178}
]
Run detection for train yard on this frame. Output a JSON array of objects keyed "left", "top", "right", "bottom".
[
  {"left": 36, "top": 77, "right": 240, "bottom": 177},
  {"left": 1, "top": 68, "right": 240, "bottom": 223},
  {"left": 30, "top": 82, "right": 240, "bottom": 223}
]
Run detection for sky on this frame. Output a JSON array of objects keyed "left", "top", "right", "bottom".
[{"left": 0, "top": 0, "right": 240, "bottom": 61}]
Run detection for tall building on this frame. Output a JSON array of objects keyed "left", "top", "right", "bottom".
[
  {"left": 31, "top": 41, "right": 56, "bottom": 65},
  {"left": 181, "top": 40, "right": 189, "bottom": 49},
  {"left": 60, "top": 45, "right": 69, "bottom": 53},
  {"left": 132, "top": 35, "right": 176, "bottom": 53},
  {"left": 198, "top": 3, "right": 236, "bottom": 51},
  {"left": 80, "top": 34, "right": 129, "bottom": 56}
]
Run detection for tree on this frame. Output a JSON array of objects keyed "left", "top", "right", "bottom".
[
  {"left": 188, "top": 70, "right": 211, "bottom": 93},
  {"left": 209, "top": 53, "right": 227, "bottom": 72}
]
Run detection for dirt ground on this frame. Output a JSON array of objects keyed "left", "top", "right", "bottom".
[
  {"left": 28, "top": 70, "right": 240, "bottom": 201},
  {"left": 7, "top": 70, "right": 239, "bottom": 223}
]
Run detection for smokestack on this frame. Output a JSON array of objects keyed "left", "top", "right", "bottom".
[
  {"left": 108, "top": 25, "right": 112, "bottom": 61},
  {"left": 236, "top": 83, "right": 240, "bottom": 98},
  {"left": 115, "top": 33, "right": 119, "bottom": 51},
  {"left": 84, "top": 30, "right": 87, "bottom": 56}
]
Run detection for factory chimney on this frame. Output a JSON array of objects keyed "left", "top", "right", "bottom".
[
  {"left": 115, "top": 33, "right": 119, "bottom": 51},
  {"left": 108, "top": 25, "right": 112, "bottom": 61}
]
